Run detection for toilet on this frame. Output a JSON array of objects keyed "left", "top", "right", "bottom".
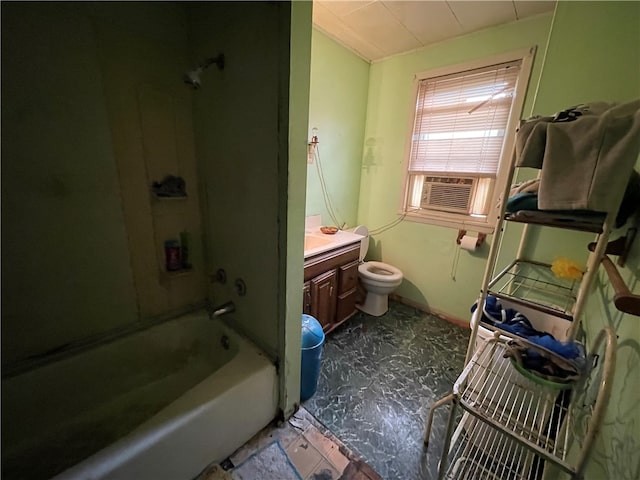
[{"left": 353, "top": 226, "right": 403, "bottom": 316}]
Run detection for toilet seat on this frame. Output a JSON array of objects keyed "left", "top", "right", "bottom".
[
  {"left": 351, "top": 225, "right": 403, "bottom": 316},
  {"left": 358, "top": 261, "right": 403, "bottom": 283}
]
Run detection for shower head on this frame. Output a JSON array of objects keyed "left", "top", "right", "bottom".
[
  {"left": 183, "top": 68, "right": 203, "bottom": 89},
  {"left": 183, "top": 53, "right": 224, "bottom": 90}
]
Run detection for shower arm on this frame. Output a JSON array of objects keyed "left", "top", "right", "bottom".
[{"left": 201, "top": 54, "right": 225, "bottom": 71}]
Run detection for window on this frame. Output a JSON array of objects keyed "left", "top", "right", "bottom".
[{"left": 401, "top": 49, "right": 534, "bottom": 232}]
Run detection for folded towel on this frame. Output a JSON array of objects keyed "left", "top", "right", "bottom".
[
  {"left": 504, "top": 340, "right": 583, "bottom": 382},
  {"left": 472, "top": 296, "right": 586, "bottom": 383},
  {"left": 505, "top": 192, "right": 539, "bottom": 212},
  {"left": 503, "top": 170, "right": 640, "bottom": 228},
  {"left": 471, "top": 295, "right": 581, "bottom": 359},
  {"left": 515, "top": 103, "right": 609, "bottom": 169},
  {"left": 515, "top": 100, "right": 640, "bottom": 212},
  {"left": 510, "top": 178, "right": 540, "bottom": 196},
  {"left": 471, "top": 294, "right": 520, "bottom": 324}
]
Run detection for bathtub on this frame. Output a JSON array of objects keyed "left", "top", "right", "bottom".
[{"left": 1, "top": 310, "right": 278, "bottom": 480}]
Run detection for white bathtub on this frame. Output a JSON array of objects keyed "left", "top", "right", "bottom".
[{"left": 1, "top": 310, "right": 278, "bottom": 480}]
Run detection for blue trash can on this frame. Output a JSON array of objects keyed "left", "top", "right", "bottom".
[{"left": 300, "top": 314, "right": 325, "bottom": 402}]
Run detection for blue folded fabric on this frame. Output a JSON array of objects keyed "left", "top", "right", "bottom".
[
  {"left": 471, "top": 295, "right": 520, "bottom": 324},
  {"left": 505, "top": 192, "right": 539, "bottom": 212},
  {"left": 471, "top": 295, "right": 581, "bottom": 360}
]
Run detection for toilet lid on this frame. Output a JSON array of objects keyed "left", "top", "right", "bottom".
[{"left": 353, "top": 225, "right": 369, "bottom": 262}]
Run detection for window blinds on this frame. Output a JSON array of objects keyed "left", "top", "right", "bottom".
[{"left": 409, "top": 61, "right": 521, "bottom": 175}]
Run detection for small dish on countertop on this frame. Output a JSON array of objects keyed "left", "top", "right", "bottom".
[{"left": 320, "top": 226, "right": 338, "bottom": 235}]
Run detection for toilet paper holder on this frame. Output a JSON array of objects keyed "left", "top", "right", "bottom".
[{"left": 456, "top": 230, "right": 486, "bottom": 247}]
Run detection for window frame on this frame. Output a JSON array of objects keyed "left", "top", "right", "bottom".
[{"left": 399, "top": 47, "right": 536, "bottom": 234}]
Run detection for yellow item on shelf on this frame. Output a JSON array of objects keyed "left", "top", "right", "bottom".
[{"left": 551, "top": 257, "right": 584, "bottom": 280}]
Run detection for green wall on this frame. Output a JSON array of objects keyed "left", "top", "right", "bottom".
[
  {"left": 356, "top": 13, "right": 554, "bottom": 320},
  {"left": 188, "top": 1, "right": 310, "bottom": 416},
  {"left": 282, "top": 1, "right": 313, "bottom": 418},
  {"left": 188, "top": 1, "right": 295, "bottom": 359},
  {"left": 533, "top": 3, "right": 640, "bottom": 479},
  {"left": 583, "top": 166, "right": 640, "bottom": 480},
  {"left": 533, "top": 1, "right": 640, "bottom": 114},
  {"left": 307, "top": 30, "right": 369, "bottom": 227},
  {"left": 522, "top": 0, "right": 640, "bottom": 269}
]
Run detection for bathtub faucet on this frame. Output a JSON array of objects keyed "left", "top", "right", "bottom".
[{"left": 208, "top": 301, "right": 235, "bottom": 319}]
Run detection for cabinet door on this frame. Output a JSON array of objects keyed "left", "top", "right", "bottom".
[
  {"left": 338, "top": 260, "right": 359, "bottom": 294},
  {"left": 336, "top": 288, "right": 357, "bottom": 325},
  {"left": 310, "top": 269, "right": 337, "bottom": 331},
  {"left": 302, "top": 281, "right": 312, "bottom": 315}
]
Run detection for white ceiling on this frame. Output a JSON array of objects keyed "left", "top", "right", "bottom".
[{"left": 313, "top": 1, "right": 556, "bottom": 62}]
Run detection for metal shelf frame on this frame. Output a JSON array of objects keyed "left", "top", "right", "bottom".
[
  {"left": 428, "top": 325, "right": 616, "bottom": 480},
  {"left": 427, "top": 121, "right": 629, "bottom": 478},
  {"left": 487, "top": 259, "right": 579, "bottom": 320},
  {"left": 464, "top": 142, "right": 620, "bottom": 363},
  {"left": 444, "top": 415, "right": 543, "bottom": 480}
]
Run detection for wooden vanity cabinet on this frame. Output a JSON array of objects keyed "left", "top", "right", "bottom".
[
  {"left": 309, "top": 269, "right": 337, "bottom": 330},
  {"left": 303, "top": 282, "right": 312, "bottom": 315},
  {"left": 303, "top": 242, "right": 360, "bottom": 333},
  {"left": 336, "top": 259, "right": 359, "bottom": 324}
]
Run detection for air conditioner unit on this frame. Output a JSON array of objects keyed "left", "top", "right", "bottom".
[{"left": 420, "top": 176, "right": 477, "bottom": 214}]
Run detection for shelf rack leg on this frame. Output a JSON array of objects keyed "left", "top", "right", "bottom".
[
  {"left": 574, "top": 327, "right": 617, "bottom": 478},
  {"left": 437, "top": 398, "right": 459, "bottom": 480},
  {"left": 466, "top": 146, "right": 519, "bottom": 364},
  {"left": 424, "top": 393, "right": 454, "bottom": 448},
  {"left": 568, "top": 214, "right": 614, "bottom": 339}
]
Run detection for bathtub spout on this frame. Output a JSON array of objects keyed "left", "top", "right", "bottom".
[{"left": 209, "top": 301, "right": 235, "bottom": 319}]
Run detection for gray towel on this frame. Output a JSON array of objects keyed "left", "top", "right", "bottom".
[
  {"left": 516, "top": 117, "right": 554, "bottom": 168},
  {"left": 515, "top": 103, "right": 610, "bottom": 168},
  {"left": 515, "top": 100, "right": 640, "bottom": 212}
]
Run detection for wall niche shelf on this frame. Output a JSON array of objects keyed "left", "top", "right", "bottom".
[
  {"left": 160, "top": 268, "right": 193, "bottom": 282},
  {"left": 152, "top": 194, "right": 188, "bottom": 201},
  {"left": 166, "top": 267, "right": 192, "bottom": 274}
]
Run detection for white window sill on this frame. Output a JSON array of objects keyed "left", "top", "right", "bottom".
[{"left": 401, "top": 209, "right": 496, "bottom": 234}]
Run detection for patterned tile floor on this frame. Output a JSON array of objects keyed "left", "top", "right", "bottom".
[{"left": 304, "top": 300, "right": 470, "bottom": 480}]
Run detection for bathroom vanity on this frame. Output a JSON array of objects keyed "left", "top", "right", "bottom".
[{"left": 303, "top": 230, "right": 362, "bottom": 333}]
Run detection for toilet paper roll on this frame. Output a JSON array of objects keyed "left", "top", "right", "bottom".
[{"left": 460, "top": 234, "right": 478, "bottom": 252}]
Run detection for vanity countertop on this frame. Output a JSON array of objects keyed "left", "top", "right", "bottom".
[{"left": 303, "top": 228, "right": 364, "bottom": 259}]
